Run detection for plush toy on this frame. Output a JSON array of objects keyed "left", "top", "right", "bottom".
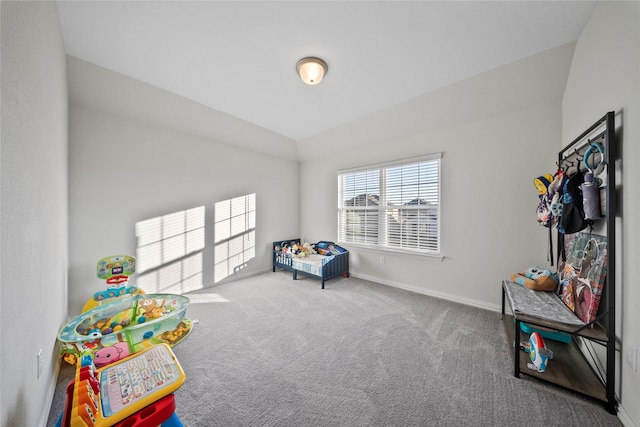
[
  {"left": 302, "top": 242, "right": 316, "bottom": 255},
  {"left": 547, "top": 171, "right": 565, "bottom": 220},
  {"left": 511, "top": 266, "right": 558, "bottom": 291},
  {"left": 290, "top": 242, "right": 318, "bottom": 257}
]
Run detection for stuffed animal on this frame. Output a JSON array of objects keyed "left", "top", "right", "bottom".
[
  {"left": 302, "top": 242, "right": 316, "bottom": 255},
  {"left": 511, "top": 266, "right": 558, "bottom": 291},
  {"left": 547, "top": 171, "right": 565, "bottom": 221},
  {"left": 291, "top": 242, "right": 317, "bottom": 257},
  {"left": 291, "top": 244, "right": 302, "bottom": 256},
  {"left": 94, "top": 341, "right": 130, "bottom": 367}
]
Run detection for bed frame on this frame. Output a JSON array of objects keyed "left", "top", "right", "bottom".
[{"left": 273, "top": 239, "right": 349, "bottom": 289}]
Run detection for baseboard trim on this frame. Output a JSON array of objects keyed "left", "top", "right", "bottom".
[
  {"left": 215, "top": 268, "right": 502, "bottom": 315},
  {"left": 351, "top": 272, "right": 502, "bottom": 313},
  {"left": 618, "top": 404, "right": 637, "bottom": 427},
  {"left": 40, "top": 356, "right": 61, "bottom": 427}
]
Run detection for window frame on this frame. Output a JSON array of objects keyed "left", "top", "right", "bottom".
[{"left": 337, "top": 153, "right": 442, "bottom": 259}]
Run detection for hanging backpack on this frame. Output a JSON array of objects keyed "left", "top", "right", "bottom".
[
  {"left": 536, "top": 172, "right": 565, "bottom": 228},
  {"left": 535, "top": 174, "right": 554, "bottom": 227},
  {"left": 558, "top": 171, "right": 591, "bottom": 235},
  {"left": 534, "top": 172, "right": 564, "bottom": 265}
]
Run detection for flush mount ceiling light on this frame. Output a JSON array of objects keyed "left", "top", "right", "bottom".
[{"left": 296, "top": 57, "right": 328, "bottom": 85}]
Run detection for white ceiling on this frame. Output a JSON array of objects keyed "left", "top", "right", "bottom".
[{"left": 56, "top": 1, "right": 596, "bottom": 141}]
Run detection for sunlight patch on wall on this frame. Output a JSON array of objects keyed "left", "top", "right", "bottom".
[
  {"left": 214, "top": 193, "right": 256, "bottom": 283},
  {"left": 135, "top": 206, "right": 205, "bottom": 293},
  {"left": 136, "top": 253, "right": 203, "bottom": 294}
]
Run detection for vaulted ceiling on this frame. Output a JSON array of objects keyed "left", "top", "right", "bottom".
[{"left": 56, "top": 1, "right": 596, "bottom": 141}]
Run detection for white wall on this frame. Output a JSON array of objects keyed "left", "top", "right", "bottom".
[
  {"left": 563, "top": 2, "right": 640, "bottom": 425},
  {"left": 2, "top": 3, "right": 633, "bottom": 424},
  {"left": 67, "top": 59, "right": 300, "bottom": 315},
  {"left": 0, "top": 2, "right": 69, "bottom": 426},
  {"left": 299, "top": 44, "right": 573, "bottom": 311}
]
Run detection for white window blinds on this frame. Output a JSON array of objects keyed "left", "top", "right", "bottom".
[{"left": 338, "top": 154, "right": 441, "bottom": 254}]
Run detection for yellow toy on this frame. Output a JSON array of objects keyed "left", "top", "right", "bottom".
[
  {"left": 533, "top": 174, "right": 554, "bottom": 195},
  {"left": 82, "top": 255, "right": 144, "bottom": 313},
  {"left": 62, "top": 344, "right": 185, "bottom": 427}
]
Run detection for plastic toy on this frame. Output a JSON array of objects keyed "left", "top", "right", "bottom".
[
  {"left": 511, "top": 266, "right": 558, "bottom": 291},
  {"left": 524, "top": 332, "right": 553, "bottom": 373},
  {"left": 93, "top": 342, "right": 130, "bottom": 367},
  {"left": 83, "top": 255, "right": 143, "bottom": 313},
  {"left": 57, "top": 344, "right": 185, "bottom": 427},
  {"left": 58, "top": 294, "right": 192, "bottom": 366}
]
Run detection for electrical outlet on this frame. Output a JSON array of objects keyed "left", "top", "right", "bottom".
[
  {"left": 627, "top": 345, "right": 637, "bottom": 372},
  {"left": 379, "top": 256, "right": 385, "bottom": 264},
  {"left": 37, "top": 348, "right": 43, "bottom": 379}
]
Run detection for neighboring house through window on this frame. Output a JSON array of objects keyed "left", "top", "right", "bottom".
[{"left": 338, "top": 154, "right": 441, "bottom": 255}]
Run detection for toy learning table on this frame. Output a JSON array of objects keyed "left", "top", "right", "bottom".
[{"left": 62, "top": 343, "right": 185, "bottom": 427}]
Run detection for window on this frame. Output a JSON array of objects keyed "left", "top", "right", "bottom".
[{"left": 338, "top": 154, "right": 441, "bottom": 254}]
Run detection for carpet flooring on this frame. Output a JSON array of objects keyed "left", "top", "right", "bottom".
[{"left": 47, "top": 271, "right": 621, "bottom": 426}]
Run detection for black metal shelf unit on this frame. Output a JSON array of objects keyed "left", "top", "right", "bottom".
[
  {"left": 559, "top": 112, "right": 616, "bottom": 413},
  {"left": 502, "top": 111, "right": 617, "bottom": 414}
]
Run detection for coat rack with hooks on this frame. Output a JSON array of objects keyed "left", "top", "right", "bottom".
[{"left": 501, "top": 111, "right": 617, "bottom": 414}]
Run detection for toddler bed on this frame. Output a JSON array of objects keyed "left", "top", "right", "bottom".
[{"left": 273, "top": 239, "right": 349, "bottom": 289}]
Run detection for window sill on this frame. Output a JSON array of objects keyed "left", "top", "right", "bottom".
[{"left": 337, "top": 242, "right": 444, "bottom": 262}]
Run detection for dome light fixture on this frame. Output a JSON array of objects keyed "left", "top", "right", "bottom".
[{"left": 296, "top": 57, "right": 328, "bottom": 85}]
